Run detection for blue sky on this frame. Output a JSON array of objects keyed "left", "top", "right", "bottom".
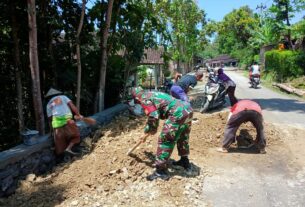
[{"left": 198, "top": 0, "right": 304, "bottom": 23}]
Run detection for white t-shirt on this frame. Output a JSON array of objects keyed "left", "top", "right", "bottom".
[
  {"left": 251, "top": 65, "right": 260, "bottom": 75},
  {"left": 46, "top": 95, "right": 72, "bottom": 117}
]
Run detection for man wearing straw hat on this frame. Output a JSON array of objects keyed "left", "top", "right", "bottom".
[{"left": 45, "top": 88, "right": 83, "bottom": 157}]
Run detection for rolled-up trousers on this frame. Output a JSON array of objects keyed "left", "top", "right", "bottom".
[{"left": 53, "top": 120, "right": 80, "bottom": 155}]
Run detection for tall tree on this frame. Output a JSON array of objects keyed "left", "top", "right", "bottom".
[
  {"left": 98, "top": 0, "right": 114, "bottom": 111},
  {"left": 270, "top": 0, "right": 294, "bottom": 48},
  {"left": 10, "top": 1, "right": 24, "bottom": 133},
  {"left": 270, "top": 0, "right": 305, "bottom": 49},
  {"left": 166, "top": 0, "right": 205, "bottom": 73},
  {"left": 215, "top": 6, "right": 257, "bottom": 65},
  {"left": 76, "top": 0, "right": 87, "bottom": 110},
  {"left": 27, "top": 0, "right": 45, "bottom": 135}
]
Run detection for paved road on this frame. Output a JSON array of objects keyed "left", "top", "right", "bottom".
[
  {"left": 227, "top": 70, "right": 305, "bottom": 129},
  {"left": 201, "top": 70, "right": 305, "bottom": 207}
]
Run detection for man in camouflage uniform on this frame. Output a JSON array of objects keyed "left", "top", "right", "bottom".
[{"left": 130, "top": 87, "right": 193, "bottom": 181}]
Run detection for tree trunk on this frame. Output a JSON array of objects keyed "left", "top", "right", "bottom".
[
  {"left": 27, "top": 0, "right": 45, "bottom": 135},
  {"left": 97, "top": 0, "right": 114, "bottom": 111},
  {"left": 11, "top": 1, "right": 25, "bottom": 133},
  {"left": 41, "top": 0, "right": 57, "bottom": 86},
  {"left": 284, "top": 1, "right": 294, "bottom": 50},
  {"left": 48, "top": 36, "right": 58, "bottom": 87},
  {"left": 107, "top": 0, "right": 121, "bottom": 54},
  {"left": 154, "top": 65, "right": 158, "bottom": 90},
  {"left": 76, "top": 0, "right": 86, "bottom": 110}
]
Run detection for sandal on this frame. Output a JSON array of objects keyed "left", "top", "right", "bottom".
[{"left": 64, "top": 149, "right": 80, "bottom": 156}]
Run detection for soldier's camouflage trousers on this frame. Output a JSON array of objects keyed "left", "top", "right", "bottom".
[{"left": 155, "top": 111, "right": 193, "bottom": 170}]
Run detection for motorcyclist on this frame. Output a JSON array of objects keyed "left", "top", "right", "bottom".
[{"left": 249, "top": 61, "right": 260, "bottom": 81}]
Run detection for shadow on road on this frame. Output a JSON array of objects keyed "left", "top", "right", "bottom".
[{"left": 251, "top": 98, "right": 305, "bottom": 113}]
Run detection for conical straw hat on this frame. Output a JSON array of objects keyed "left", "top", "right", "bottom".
[{"left": 45, "top": 88, "right": 62, "bottom": 97}]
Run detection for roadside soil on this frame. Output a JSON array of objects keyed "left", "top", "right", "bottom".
[{"left": 1, "top": 111, "right": 304, "bottom": 207}]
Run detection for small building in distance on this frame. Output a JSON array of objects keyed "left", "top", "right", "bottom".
[{"left": 204, "top": 54, "right": 238, "bottom": 68}]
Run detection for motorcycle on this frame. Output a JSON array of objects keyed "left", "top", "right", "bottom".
[
  {"left": 250, "top": 74, "right": 260, "bottom": 89},
  {"left": 191, "top": 73, "right": 227, "bottom": 113},
  {"left": 163, "top": 78, "right": 173, "bottom": 94}
]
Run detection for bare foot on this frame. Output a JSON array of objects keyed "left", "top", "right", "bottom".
[{"left": 216, "top": 148, "right": 228, "bottom": 153}]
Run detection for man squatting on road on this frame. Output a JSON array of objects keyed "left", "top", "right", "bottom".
[
  {"left": 130, "top": 87, "right": 193, "bottom": 181},
  {"left": 218, "top": 99, "right": 266, "bottom": 154},
  {"left": 170, "top": 71, "right": 204, "bottom": 102},
  {"left": 46, "top": 88, "right": 83, "bottom": 158}
]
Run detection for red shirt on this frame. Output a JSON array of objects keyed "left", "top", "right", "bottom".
[{"left": 230, "top": 100, "right": 262, "bottom": 115}]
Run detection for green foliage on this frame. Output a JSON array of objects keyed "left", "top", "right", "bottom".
[
  {"left": 137, "top": 65, "right": 148, "bottom": 84},
  {"left": 265, "top": 49, "right": 305, "bottom": 81},
  {"left": 213, "top": 6, "right": 258, "bottom": 65},
  {"left": 249, "top": 17, "right": 280, "bottom": 49},
  {"left": 198, "top": 41, "right": 220, "bottom": 59},
  {"left": 253, "top": 54, "right": 260, "bottom": 63},
  {"left": 162, "top": 0, "right": 206, "bottom": 71},
  {"left": 261, "top": 70, "right": 278, "bottom": 82},
  {"left": 292, "top": 18, "right": 305, "bottom": 39}
]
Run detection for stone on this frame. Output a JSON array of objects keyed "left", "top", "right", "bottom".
[
  {"left": 109, "top": 170, "right": 117, "bottom": 175},
  {"left": 96, "top": 186, "right": 103, "bottom": 193},
  {"left": 71, "top": 200, "right": 79, "bottom": 206},
  {"left": 26, "top": 174, "right": 36, "bottom": 182}
]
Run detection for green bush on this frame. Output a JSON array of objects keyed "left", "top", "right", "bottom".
[
  {"left": 265, "top": 50, "right": 305, "bottom": 82},
  {"left": 261, "top": 70, "right": 277, "bottom": 82},
  {"left": 253, "top": 54, "right": 260, "bottom": 64},
  {"left": 137, "top": 65, "right": 148, "bottom": 84}
]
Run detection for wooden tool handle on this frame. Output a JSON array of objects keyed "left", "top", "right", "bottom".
[
  {"left": 75, "top": 115, "right": 96, "bottom": 125},
  {"left": 82, "top": 117, "right": 96, "bottom": 125},
  {"left": 127, "top": 134, "right": 149, "bottom": 155}
]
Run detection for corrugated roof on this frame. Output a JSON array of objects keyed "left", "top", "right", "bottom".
[
  {"left": 205, "top": 54, "right": 238, "bottom": 63},
  {"left": 117, "top": 47, "right": 164, "bottom": 65},
  {"left": 141, "top": 47, "right": 164, "bottom": 65}
]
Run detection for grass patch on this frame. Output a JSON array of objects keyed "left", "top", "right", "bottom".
[{"left": 290, "top": 76, "right": 305, "bottom": 89}]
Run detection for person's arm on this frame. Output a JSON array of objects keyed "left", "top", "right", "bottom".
[
  {"left": 141, "top": 102, "right": 159, "bottom": 135},
  {"left": 48, "top": 116, "right": 53, "bottom": 136},
  {"left": 174, "top": 73, "right": 182, "bottom": 83},
  {"left": 144, "top": 111, "right": 159, "bottom": 135},
  {"left": 189, "top": 78, "right": 197, "bottom": 89},
  {"left": 227, "top": 112, "right": 232, "bottom": 121},
  {"left": 67, "top": 101, "right": 83, "bottom": 120}
]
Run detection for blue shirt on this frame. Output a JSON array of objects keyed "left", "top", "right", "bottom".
[{"left": 176, "top": 75, "right": 197, "bottom": 92}]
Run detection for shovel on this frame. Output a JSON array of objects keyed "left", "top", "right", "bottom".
[{"left": 127, "top": 134, "right": 149, "bottom": 156}]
